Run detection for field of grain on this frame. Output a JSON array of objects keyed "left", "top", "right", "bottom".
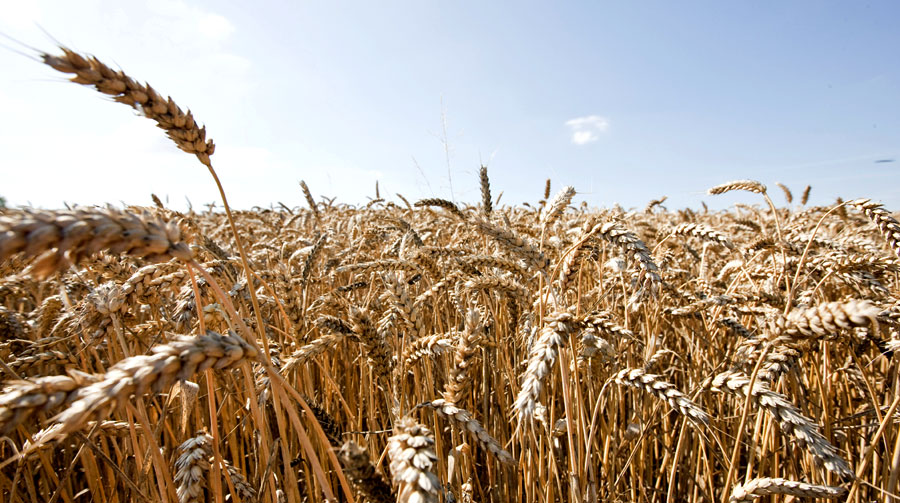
[{"left": 0, "top": 47, "right": 898, "bottom": 503}]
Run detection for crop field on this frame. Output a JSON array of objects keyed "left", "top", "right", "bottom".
[{"left": 0, "top": 48, "right": 899, "bottom": 503}]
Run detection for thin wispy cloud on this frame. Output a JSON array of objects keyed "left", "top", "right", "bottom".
[{"left": 565, "top": 115, "right": 610, "bottom": 145}]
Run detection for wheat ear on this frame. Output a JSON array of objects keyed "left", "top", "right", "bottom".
[
  {"left": 414, "top": 198, "right": 466, "bottom": 219},
  {"left": 0, "top": 208, "right": 192, "bottom": 279},
  {"left": 281, "top": 333, "right": 345, "bottom": 374},
  {"left": 28, "top": 331, "right": 257, "bottom": 446},
  {"left": 281, "top": 315, "right": 353, "bottom": 374},
  {"left": 514, "top": 311, "right": 575, "bottom": 421},
  {"left": 7, "top": 350, "right": 75, "bottom": 374},
  {"left": 645, "top": 196, "right": 667, "bottom": 213},
  {"left": 299, "top": 180, "right": 320, "bottom": 220},
  {"left": 729, "top": 477, "right": 845, "bottom": 503},
  {"left": 781, "top": 299, "right": 880, "bottom": 338},
  {"left": 457, "top": 254, "right": 530, "bottom": 278},
  {"left": 0, "top": 373, "right": 99, "bottom": 435},
  {"left": 443, "top": 308, "right": 486, "bottom": 403},
  {"left": 707, "top": 180, "right": 768, "bottom": 195},
  {"left": 174, "top": 431, "right": 213, "bottom": 503},
  {"left": 418, "top": 399, "right": 514, "bottom": 464},
  {"left": 774, "top": 182, "right": 793, "bottom": 203},
  {"left": 711, "top": 370, "right": 853, "bottom": 478},
  {"left": 465, "top": 275, "right": 530, "bottom": 308},
  {"left": 388, "top": 417, "right": 441, "bottom": 503},
  {"left": 222, "top": 459, "right": 257, "bottom": 503},
  {"left": 300, "top": 232, "right": 328, "bottom": 287},
  {"left": 846, "top": 198, "right": 900, "bottom": 258},
  {"left": 338, "top": 441, "right": 394, "bottom": 503},
  {"left": 800, "top": 184, "right": 811, "bottom": 205},
  {"left": 42, "top": 47, "right": 215, "bottom": 166},
  {"left": 614, "top": 368, "right": 709, "bottom": 426},
  {"left": 541, "top": 186, "right": 576, "bottom": 226},
  {"left": 402, "top": 332, "right": 458, "bottom": 366},
  {"left": 470, "top": 217, "right": 548, "bottom": 269},
  {"left": 670, "top": 223, "right": 736, "bottom": 250},
  {"left": 479, "top": 165, "right": 492, "bottom": 215},
  {"left": 594, "top": 221, "right": 661, "bottom": 284},
  {"left": 348, "top": 306, "right": 394, "bottom": 388}
]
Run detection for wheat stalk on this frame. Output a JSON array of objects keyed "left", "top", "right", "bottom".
[{"left": 6, "top": 49, "right": 900, "bottom": 500}]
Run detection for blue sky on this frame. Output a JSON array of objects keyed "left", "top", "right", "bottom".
[{"left": 1, "top": 1, "right": 898, "bottom": 211}]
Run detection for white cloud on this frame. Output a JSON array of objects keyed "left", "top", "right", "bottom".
[
  {"left": 147, "top": 0, "right": 235, "bottom": 44},
  {"left": 565, "top": 115, "right": 610, "bottom": 145},
  {"left": 571, "top": 130, "right": 597, "bottom": 145},
  {"left": 197, "top": 12, "right": 235, "bottom": 41}
]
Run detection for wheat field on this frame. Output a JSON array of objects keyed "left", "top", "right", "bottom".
[{"left": 0, "top": 47, "right": 898, "bottom": 503}]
